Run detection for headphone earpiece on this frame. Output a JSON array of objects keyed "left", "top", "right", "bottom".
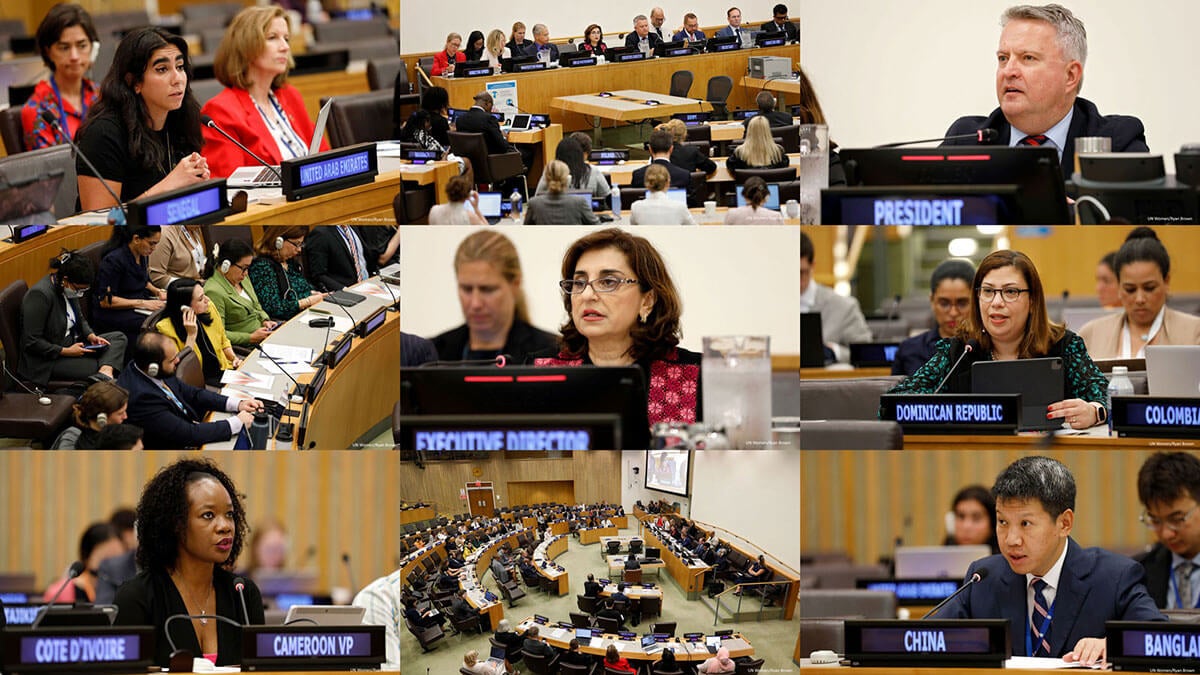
[
  {"left": 274, "top": 237, "right": 285, "bottom": 251},
  {"left": 220, "top": 259, "right": 232, "bottom": 274},
  {"left": 146, "top": 362, "right": 159, "bottom": 378},
  {"left": 95, "top": 412, "right": 108, "bottom": 428}
]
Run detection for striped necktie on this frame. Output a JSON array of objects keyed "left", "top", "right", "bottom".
[
  {"left": 1019, "top": 134, "right": 1050, "bottom": 147},
  {"left": 339, "top": 226, "right": 367, "bottom": 283},
  {"left": 1030, "top": 577, "right": 1052, "bottom": 656},
  {"left": 1178, "top": 561, "right": 1196, "bottom": 609}
]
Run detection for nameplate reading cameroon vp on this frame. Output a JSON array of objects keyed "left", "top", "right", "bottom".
[
  {"left": 1108, "top": 621, "right": 1200, "bottom": 673},
  {"left": 879, "top": 394, "right": 1020, "bottom": 434},
  {"left": 281, "top": 142, "right": 379, "bottom": 202},
  {"left": 127, "top": 178, "right": 232, "bottom": 225},
  {"left": 1, "top": 626, "right": 155, "bottom": 674},
  {"left": 844, "top": 619, "right": 1010, "bottom": 668},
  {"left": 240, "top": 625, "right": 385, "bottom": 671},
  {"left": 1112, "top": 396, "right": 1200, "bottom": 439}
]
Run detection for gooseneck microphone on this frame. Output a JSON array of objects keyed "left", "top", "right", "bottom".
[
  {"left": 342, "top": 553, "right": 357, "bottom": 594},
  {"left": 875, "top": 128, "right": 1001, "bottom": 149},
  {"left": 252, "top": 343, "right": 307, "bottom": 400},
  {"left": 922, "top": 568, "right": 989, "bottom": 619},
  {"left": 32, "top": 561, "right": 85, "bottom": 628},
  {"left": 232, "top": 577, "right": 251, "bottom": 626},
  {"left": 40, "top": 110, "right": 126, "bottom": 224},
  {"left": 933, "top": 340, "right": 979, "bottom": 394},
  {"left": 200, "top": 115, "right": 282, "bottom": 182},
  {"left": 164, "top": 613, "right": 244, "bottom": 665}
]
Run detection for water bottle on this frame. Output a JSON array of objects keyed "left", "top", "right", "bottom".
[
  {"left": 611, "top": 189, "right": 622, "bottom": 222},
  {"left": 1107, "top": 366, "right": 1135, "bottom": 436},
  {"left": 509, "top": 189, "right": 522, "bottom": 220},
  {"left": 248, "top": 411, "right": 270, "bottom": 449}
]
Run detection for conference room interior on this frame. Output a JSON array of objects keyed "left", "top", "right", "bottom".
[
  {"left": 399, "top": 449, "right": 801, "bottom": 673},
  {"left": 800, "top": 224, "right": 1200, "bottom": 450},
  {"left": 0, "top": 450, "right": 402, "bottom": 670},
  {"left": 0, "top": 224, "right": 400, "bottom": 450}
]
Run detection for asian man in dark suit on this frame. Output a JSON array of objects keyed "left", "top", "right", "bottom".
[
  {"left": 932, "top": 456, "right": 1165, "bottom": 666},
  {"left": 762, "top": 4, "right": 799, "bottom": 42},
  {"left": 304, "top": 226, "right": 375, "bottom": 292},
  {"left": 941, "top": 4, "right": 1147, "bottom": 181},
  {"left": 1135, "top": 452, "right": 1200, "bottom": 610},
  {"left": 631, "top": 129, "right": 695, "bottom": 205}
]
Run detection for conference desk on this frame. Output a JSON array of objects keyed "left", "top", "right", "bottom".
[
  {"left": 533, "top": 534, "right": 570, "bottom": 596},
  {"left": 400, "top": 505, "right": 436, "bottom": 525},
  {"left": 514, "top": 616, "right": 754, "bottom": 662},
  {"left": 399, "top": 541, "right": 445, "bottom": 586},
  {"left": 801, "top": 367, "right": 894, "bottom": 379},
  {"left": 434, "top": 46, "right": 798, "bottom": 134},
  {"left": 598, "top": 536, "right": 643, "bottom": 558},
  {"left": 901, "top": 430, "right": 1200, "bottom": 451},
  {"left": 580, "top": 526, "right": 619, "bottom": 545},
  {"left": 0, "top": 224, "right": 109, "bottom": 291},
  {"left": 607, "top": 554, "right": 665, "bottom": 581},
  {"left": 642, "top": 529, "right": 710, "bottom": 599},
  {"left": 509, "top": 125, "right": 564, "bottom": 187},
  {"left": 553, "top": 90, "right": 713, "bottom": 144},
  {"left": 205, "top": 276, "right": 399, "bottom": 449},
  {"left": 465, "top": 529, "right": 531, "bottom": 629},
  {"left": 740, "top": 74, "right": 801, "bottom": 98},
  {"left": 799, "top": 664, "right": 1083, "bottom": 674},
  {"left": 595, "top": 153, "right": 800, "bottom": 185}
]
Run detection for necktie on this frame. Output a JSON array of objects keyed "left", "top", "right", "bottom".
[
  {"left": 340, "top": 226, "right": 366, "bottom": 283},
  {"left": 1030, "top": 577, "right": 1052, "bottom": 656},
  {"left": 1178, "top": 561, "right": 1196, "bottom": 609},
  {"left": 1019, "top": 134, "right": 1050, "bottom": 147}
]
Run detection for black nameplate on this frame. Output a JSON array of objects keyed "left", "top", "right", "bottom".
[
  {"left": 756, "top": 34, "right": 787, "bottom": 47},
  {"left": 879, "top": 394, "right": 1020, "bottom": 434},
  {"left": 515, "top": 61, "right": 547, "bottom": 72},
  {"left": 614, "top": 51, "right": 647, "bottom": 62},
  {"left": 2, "top": 626, "right": 155, "bottom": 674},
  {"left": 2, "top": 603, "right": 43, "bottom": 626},
  {"left": 856, "top": 578, "right": 962, "bottom": 606},
  {"left": 281, "top": 143, "right": 379, "bottom": 202},
  {"left": 1112, "top": 396, "right": 1200, "bottom": 438},
  {"left": 127, "top": 178, "right": 231, "bottom": 225},
  {"left": 1109, "top": 621, "right": 1200, "bottom": 673},
  {"left": 461, "top": 65, "right": 493, "bottom": 77},
  {"left": 10, "top": 224, "right": 49, "bottom": 243},
  {"left": 400, "top": 413, "right": 619, "bottom": 450},
  {"left": 845, "top": 619, "right": 1009, "bottom": 668},
  {"left": 563, "top": 56, "right": 597, "bottom": 68},
  {"left": 661, "top": 46, "right": 692, "bottom": 57},
  {"left": 241, "top": 625, "right": 385, "bottom": 671}
]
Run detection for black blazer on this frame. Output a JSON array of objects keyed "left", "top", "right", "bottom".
[
  {"left": 432, "top": 316, "right": 558, "bottom": 364},
  {"left": 402, "top": 332, "right": 438, "bottom": 367},
  {"left": 624, "top": 32, "right": 662, "bottom": 50},
  {"left": 304, "top": 226, "right": 376, "bottom": 292},
  {"left": 1136, "top": 543, "right": 1173, "bottom": 609},
  {"left": 744, "top": 111, "right": 794, "bottom": 129},
  {"left": 116, "top": 365, "right": 235, "bottom": 449},
  {"left": 19, "top": 275, "right": 93, "bottom": 386},
  {"left": 114, "top": 567, "right": 265, "bottom": 667},
  {"left": 583, "top": 581, "right": 602, "bottom": 597},
  {"left": 671, "top": 142, "right": 716, "bottom": 174},
  {"left": 506, "top": 39, "right": 534, "bottom": 58},
  {"left": 631, "top": 158, "right": 692, "bottom": 195},
  {"left": 455, "top": 106, "right": 514, "bottom": 155},
  {"left": 761, "top": 20, "right": 799, "bottom": 41},
  {"left": 941, "top": 96, "right": 1149, "bottom": 180}
]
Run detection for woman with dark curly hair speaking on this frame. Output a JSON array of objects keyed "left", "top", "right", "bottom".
[{"left": 114, "top": 458, "right": 264, "bottom": 667}]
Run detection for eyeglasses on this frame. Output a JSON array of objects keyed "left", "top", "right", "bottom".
[
  {"left": 978, "top": 286, "right": 1030, "bottom": 303},
  {"left": 231, "top": 262, "right": 251, "bottom": 273},
  {"left": 935, "top": 298, "right": 971, "bottom": 311},
  {"left": 1141, "top": 504, "right": 1200, "bottom": 532},
  {"left": 558, "top": 276, "right": 639, "bottom": 295},
  {"left": 285, "top": 239, "right": 304, "bottom": 249}
]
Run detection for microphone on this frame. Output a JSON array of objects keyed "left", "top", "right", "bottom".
[
  {"left": 886, "top": 293, "right": 902, "bottom": 332},
  {"left": 252, "top": 343, "right": 307, "bottom": 400},
  {"left": 874, "top": 128, "right": 1000, "bottom": 149},
  {"left": 329, "top": 299, "right": 361, "bottom": 339},
  {"left": 342, "top": 553, "right": 358, "bottom": 593},
  {"left": 0, "top": 359, "right": 52, "bottom": 405},
  {"left": 933, "top": 340, "right": 979, "bottom": 394},
  {"left": 40, "top": 110, "right": 126, "bottom": 225},
  {"left": 419, "top": 355, "right": 511, "bottom": 368},
  {"left": 200, "top": 115, "right": 282, "bottom": 182},
  {"left": 377, "top": 274, "right": 399, "bottom": 312},
  {"left": 1059, "top": 289, "right": 1069, "bottom": 323},
  {"left": 33, "top": 561, "right": 85, "bottom": 628},
  {"left": 298, "top": 545, "right": 317, "bottom": 568},
  {"left": 922, "top": 568, "right": 989, "bottom": 619},
  {"left": 233, "top": 577, "right": 251, "bottom": 626},
  {"left": 164, "top": 613, "right": 243, "bottom": 664}
]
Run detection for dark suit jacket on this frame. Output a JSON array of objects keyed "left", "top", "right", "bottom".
[
  {"left": 761, "top": 20, "right": 799, "bottom": 41},
  {"left": 934, "top": 538, "right": 1165, "bottom": 656},
  {"left": 1136, "top": 543, "right": 1173, "bottom": 609},
  {"left": 95, "top": 550, "right": 138, "bottom": 605},
  {"left": 19, "top": 275, "right": 94, "bottom": 386},
  {"left": 583, "top": 581, "right": 602, "bottom": 597},
  {"left": 624, "top": 32, "right": 662, "bottom": 50},
  {"left": 671, "top": 142, "right": 716, "bottom": 174},
  {"left": 433, "top": 316, "right": 558, "bottom": 364},
  {"left": 402, "top": 332, "right": 438, "bottom": 367},
  {"left": 114, "top": 567, "right": 265, "bottom": 667},
  {"left": 631, "top": 157, "right": 692, "bottom": 197},
  {"left": 455, "top": 106, "right": 515, "bottom": 155},
  {"left": 941, "top": 97, "right": 1149, "bottom": 180},
  {"left": 304, "top": 226, "right": 376, "bottom": 292},
  {"left": 523, "top": 637, "right": 556, "bottom": 658},
  {"left": 116, "top": 366, "right": 235, "bottom": 449},
  {"left": 744, "top": 111, "right": 794, "bottom": 129},
  {"left": 506, "top": 39, "right": 534, "bottom": 58}
]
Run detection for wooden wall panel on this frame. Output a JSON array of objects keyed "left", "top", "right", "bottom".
[
  {"left": 0, "top": 451, "right": 399, "bottom": 593},
  {"left": 507, "top": 480, "right": 575, "bottom": 507},
  {"left": 801, "top": 449, "right": 1162, "bottom": 566},
  {"left": 399, "top": 453, "right": 621, "bottom": 515}
]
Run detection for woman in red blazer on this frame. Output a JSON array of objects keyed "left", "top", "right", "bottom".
[
  {"left": 200, "top": 6, "right": 328, "bottom": 178},
  {"left": 431, "top": 33, "right": 466, "bottom": 76}
]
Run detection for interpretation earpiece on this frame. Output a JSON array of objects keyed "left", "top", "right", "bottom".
[
  {"left": 275, "top": 237, "right": 285, "bottom": 251},
  {"left": 95, "top": 412, "right": 108, "bottom": 428},
  {"left": 220, "top": 259, "right": 231, "bottom": 274},
  {"left": 146, "top": 362, "right": 159, "bottom": 378}
]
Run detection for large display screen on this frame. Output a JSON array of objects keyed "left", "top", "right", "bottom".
[{"left": 645, "top": 450, "right": 690, "bottom": 497}]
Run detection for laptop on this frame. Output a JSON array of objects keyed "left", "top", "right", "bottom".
[
  {"left": 0, "top": 171, "right": 64, "bottom": 225},
  {"left": 508, "top": 113, "right": 532, "bottom": 131},
  {"left": 800, "top": 312, "right": 825, "bottom": 368},
  {"left": 1062, "top": 306, "right": 1119, "bottom": 333},
  {"left": 1146, "top": 345, "right": 1200, "bottom": 396},
  {"left": 850, "top": 342, "right": 900, "bottom": 369},
  {"left": 665, "top": 188, "right": 687, "bottom": 205},
  {"left": 640, "top": 635, "right": 662, "bottom": 653},
  {"left": 705, "top": 635, "right": 721, "bottom": 653},
  {"left": 227, "top": 97, "right": 335, "bottom": 188},
  {"left": 894, "top": 545, "right": 991, "bottom": 579},
  {"left": 736, "top": 182, "right": 780, "bottom": 209},
  {"left": 486, "top": 643, "right": 507, "bottom": 666},
  {"left": 971, "top": 357, "right": 1065, "bottom": 431},
  {"left": 566, "top": 191, "right": 605, "bottom": 212},
  {"left": 476, "top": 191, "right": 513, "bottom": 224},
  {"left": 283, "top": 605, "right": 366, "bottom": 626}
]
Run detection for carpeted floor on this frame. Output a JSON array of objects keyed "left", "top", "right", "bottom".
[{"left": 401, "top": 523, "right": 799, "bottom": 673}]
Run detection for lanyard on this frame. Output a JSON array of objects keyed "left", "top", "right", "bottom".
[
  {"left": 255, "top": 93, "right": 307, "bottom": 159},
  {"left": 1170, "top": 566, "right": 1200, "bottom": 609},
  {"left": 1120, "top": 306, "right": 1166, "bottom": 358},
  {"left": 49, "top": 77, "right": 87, "bottom": 135},
  {"left": 1025, "top": 596, "right": 1055, "bottom": 657}
]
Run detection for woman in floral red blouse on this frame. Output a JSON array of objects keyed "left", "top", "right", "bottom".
[
  {"left": 21, "top": 4, "right": 100, "bottom": 150},
  {"left": 533, "top": 228, "right": 701, "bottom": 432}
]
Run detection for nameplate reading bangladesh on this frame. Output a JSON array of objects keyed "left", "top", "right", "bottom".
[
  {"left": 1113, "top": 396, "right": 1200, "bottom": 439},
  {"left": 879, "top": 394, "right": 1020, "bottom": 434},
  {"left": 281, "top": 143, "right": 379, "bottom": 202},
  {"left": 241, "top": 625, "right": 385, "bottom": 671},
  {"left": 2, "top": 626, "right": 154, "bottom": 674},
  {"left": 844, "top": 619, "right": 1009, "bottom": 668},
  {"left": 1108, "top": 621, "right": 1200, "bottom": 673}
]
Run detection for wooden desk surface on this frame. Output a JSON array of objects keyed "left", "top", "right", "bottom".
[
  {"left": 221, "top": 171, "right": 403, "bottom": 225},
  {"left": 741, "top": 75, "right": 801, "bottom": 95},
  {"left": 515, "top": 617, "right": 754, "bottom": 662},
  {"left": 596, "top": 153, "right": 800, "bottom": 185},
  {"left": 552, "top": 90, "right": 712, "bottom": 123},
  {"left": 801, "top": 366, "right": 894, "bottom": 379},
  {"left": 902, "top": 432, "right": 1200, "bottom": 450},
  {"left": 400, "top": 506, "right": 436, "bottom": 525},
  {"left": 0, "top": 226, "right": 110, "bottom": 291}
]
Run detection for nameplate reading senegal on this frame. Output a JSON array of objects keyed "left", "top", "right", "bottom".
[
  {"left": 845, "top": 619, "right": 1009, "bottom": 668},
  {"left": 1107, "top": 621, "right": 1200, "bottom": 673},
  {"left": 879, "top": 394, "right": 1020, "bottom": 434},
  {"left": 127, "top": 178, "right": 230, "bottom": 226},
  {"left": 1112, "top": 396, "right": 1200, "bottom": 439}
]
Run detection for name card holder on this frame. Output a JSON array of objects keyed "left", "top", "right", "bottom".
[
  {"left": 281, "top": 143, "right": 379, "bottom": 202},
  {"left": 879, "top": 393, "right": 1020, "bottom": 434},
  {"left": 562, "top": 55, "right": 597, "bottom": 68},
  {"left": 1, "top": 625, "right": 155, "bottom": 674},
  {"left": 844, "top": 619, "right": 1009, "bottom": 668},
  {"left": 402, "top": 413, "right": 617, "bottom": 451},
  {"left": 1108, "top": 621, "right": 1200, "bottom": 673},
  {"left": 8, "top": 224, "right": 49, "bottom": 243},
  {"left": 240, "top": 624, "right": 386, "bottom": 671},
  {"left": 515, "top": 61, "right": 548, "bottom": 72},
  {"left": 461, "top": 65, "right": 494, "bottom": 77},
  {"left": 1112, "top": 396, "right": 1200, "bottom": 438},
  {"left": 855, "top": 578, "right": 963, "bottom": 606},
  {"left": 614, "top": 51, "right": 647, "bottom": 63},
  {"left": 127, "top": 178, "right": 231, "bottom": 225}
]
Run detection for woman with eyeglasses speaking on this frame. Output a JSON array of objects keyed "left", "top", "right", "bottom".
[
  {"left": 533, "top": 228, "right": 701, "bottom": 431},
  {"left": 888, "top": 249, "right": 1108, "bottom": 430}
]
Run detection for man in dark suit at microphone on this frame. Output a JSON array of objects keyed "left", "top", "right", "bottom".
[
  {"left": 942, "top": 4, "right": 1147, "bottom": 181},
  {"left": 932, "top": 456, "right": 1164, "bottom": 666}
]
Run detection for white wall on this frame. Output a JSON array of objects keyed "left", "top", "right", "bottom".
[
  {"left": 398, "top": 226, "right": 801, "bottom": 355},
  {"left": 803, "top": 0, "right": 1197, "bottom": 172},
  {"left": 401, "top": 1, "right": 771, "bottom": 53}
]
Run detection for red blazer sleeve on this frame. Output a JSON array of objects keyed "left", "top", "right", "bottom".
[
  {"left": 200, "top": 85, "right": 327, "bottom": 178},
  {"left": 431, "top": 51, "right": 465, "bottom": 76}
]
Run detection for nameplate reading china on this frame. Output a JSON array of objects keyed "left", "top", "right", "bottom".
[
  {"left": 1112, "top": 396, "right": 1200, "bottom": 438},
  {"left": 1108, "top": 621, "right": 1200, "bottom": 673},
  {"left": 281, "top": 143, "right": 379, "bottom": 202},
  {"left": 240, "top": 625, "right": 385, "bottom": 671},
  {"left": 879, "top": 394, "right": 1020, "bottom": 434},
  {"left": 1, "top": 626, "right": 155, "bottom": 674},
  {"left": 844, "top": 619, "right": 1009, "bottom": 668},
  {"left": 127, "top": 178, "right": 231, "bottom": 225}
]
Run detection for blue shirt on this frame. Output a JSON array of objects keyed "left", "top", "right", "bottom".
[{"left": 1008, "top": 107, "right": 1075, "bottom": 163}]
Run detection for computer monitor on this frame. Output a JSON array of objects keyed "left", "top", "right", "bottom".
[
  {"left": 502, "top": 55, "right": 540, "bottom": 72},
  {"left": 456, "top": 60, "right": 492, "bottom": 77},
  {"left": 736, "top": 182, "right": 780, "bottom": 209},
  {"left": 399, "top": 365, "right": 651, "bottom": 450},
  {"left": 730, "top": 109, "right": 757, "bottom": 121},
  {"left": 894, "top": 545, "right": 992, "bottom": 579},
  {"left": 560, "top": 52, "right": 597, "bottom": 67},
  {"left": 665, "top": 188, "right": 687, "bottom": 205},
  {"left": 576, "top": 628, "right": 592, "bottom": 640},
  {"left": 644, "top": 547, "right": 660, "bottom": 560},
  {"left": 671, "top": 111, "right": 711, "bottom": 126},
  {"left": 654, "top": 40, "right": 691, "bottom": 57},
  {"left": 706, "top": 35, "right": 739, "bottom": 52},
  {"left": 839, "top": 146, "right": 1070, "bottom": 224}
]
